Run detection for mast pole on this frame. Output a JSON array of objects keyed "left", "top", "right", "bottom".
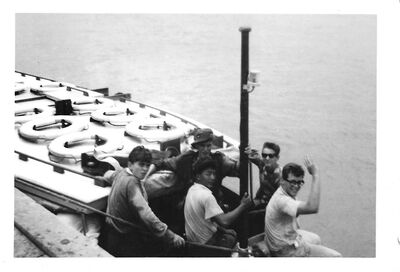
[{"left": 238, "top": 26, "right": 251, "bottom": 249}]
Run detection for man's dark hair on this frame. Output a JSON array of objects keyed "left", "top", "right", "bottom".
[
  {"left": 282, "top": 163, "right": 305, "bottom": 180},
  {"left": 128, "top": 146, "right": 152, "bottom": 164},
  {"left": 193, "top": 157, "right": 217, "bottom": 175},
  {"left": 262, "top": 142, "right": 280, "bottom": 156}
]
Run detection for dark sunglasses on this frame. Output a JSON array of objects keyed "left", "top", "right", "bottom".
[
  {"left": 285, "top": 179, "right": 304, "bottom": 186},
  {"left": 261, "top": 153, "right": 276, "bottom": 159}
]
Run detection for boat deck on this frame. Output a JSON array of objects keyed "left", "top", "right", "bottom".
[{"left": 14, "top": 71, "right": 240, "bottom": 214}]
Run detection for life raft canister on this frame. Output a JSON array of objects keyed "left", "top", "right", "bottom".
[
  {"left": 15, "top": 105, "right": 55, "bottom": 124},
  {"left": 72, "top": 97, "right": 115, "bottom": 113},
  {"left": 90, "top": 106, "right": 147, "bottom": 126},
  {"left": 18, "top": 116, "right": 89, "bottom": 141},
  {"left": 48, "top": 131, "right": 124, "bottom": 160},
  {"left": 125, "top": 116, "right": 188, "bottom": 142}
]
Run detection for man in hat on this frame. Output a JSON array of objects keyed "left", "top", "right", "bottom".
[
  {"left": 142, "top": 128, "right": 239, "bottom": 233},
  {"left": 264, "top": 157, "right": 341, "bottom": 257},
  {"left": 143, "top": 128, "right": 239, "bottom": 197},
  {"left": 184, "top": 157, "right": 252, "bottom": 248}
]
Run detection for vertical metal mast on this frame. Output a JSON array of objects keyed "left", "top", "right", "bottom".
[{"left": 238, "top": 26, "right": 251, "bottom": 249}]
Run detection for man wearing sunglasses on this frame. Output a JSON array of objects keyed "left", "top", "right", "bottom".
[
  {"left": 264, "top": 157, "right": 342, "bottom": 257},
  {"left": 245, "top": 142, "right": 282, "bottom": 207}
]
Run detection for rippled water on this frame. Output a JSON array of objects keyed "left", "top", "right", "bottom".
[{"left": 15, "top": 14, "right": 376, "bottom": 257}]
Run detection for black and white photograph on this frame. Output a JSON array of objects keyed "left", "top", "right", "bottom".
[{"left": 2, "top": 0, "right": 400, "bottom": 271}]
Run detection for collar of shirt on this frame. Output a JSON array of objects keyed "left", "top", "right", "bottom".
[
  {"left": 193, "top": 182, "right": 212, "bottom": 193},
  {"left": 279, "top": 186, "right": 296, "bottom": 200},
  {"left": 125, "top": 168, "right": 140, "bottom": 183},
  {"left": 125, "top": 168, "right": 148, "bottom": 199},
  {"left": 126, "top": 167, "right": 133, "bottom": 175}
]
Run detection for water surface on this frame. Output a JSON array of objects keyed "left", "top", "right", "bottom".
[{"left": 15, "top": 14, "right": 376, "bottom": 257}]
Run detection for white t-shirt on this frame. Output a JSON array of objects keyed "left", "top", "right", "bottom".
[
  {"left": 184, "top": 183, "right": 224, "bottom": 244},
  {"left": 264, "top": 186, "right": 301, "bottom": 252}
]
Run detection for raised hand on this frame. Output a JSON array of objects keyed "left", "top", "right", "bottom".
[
  {"left": 240, "top": 192, "right": 253, "bottom": 208},
  {"left": 304, "top": 155, "right": 317, "bottom": 176},
  {"left": 244, "top": 146, "right": 260, "bottom": 160},
  {"left": 172, "top": 234, "right": 185, "bottom": 247}
]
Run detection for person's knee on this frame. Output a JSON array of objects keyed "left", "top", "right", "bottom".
[
  {"left": 324, "top": 250, "right": 341, "bottom": 257},
  {"left": 308, "top": 244, "right": 342, "bottom": 257},
  {"left": 304, "top": 232, "right": 321, "bottom": 245},
  {"left": 330, "top": 250, "right": 342, "bottom": 257},
  {"left": 298, "top": 230, "right": 321, "bottom": 245},
  {"left": 313, "top": 234, "right": 321, "bottom": 245}
]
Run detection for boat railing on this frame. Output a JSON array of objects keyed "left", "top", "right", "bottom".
[
  {"left": 16, "top": 70, "right": 59, "bottom": 83},
  {"left": 15, "top": 70, "right": 102, "bottom": 97},
  {"left": 15, "top": 150, "right": 97, "bottom": 180},
  {"left": 15, "top": 70, "right": 238, "bottom": 148}
]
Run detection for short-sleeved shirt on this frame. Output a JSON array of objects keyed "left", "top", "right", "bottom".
[
  {"left": 264, "top": 186, "right": 301, "bottom": 252},
  {"left": 184, "top": 183, "right": 224, "bottom": 243}
]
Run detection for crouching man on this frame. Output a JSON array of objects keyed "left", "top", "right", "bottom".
[
  {"left": 264, "top": 156, "right": 341, "bottom": 257},
  {"left": 103, "top": 146, "right": 185, "bottom": 257},
  {"left": 184, "top": 158, "right": 253, "bottom": 248}
]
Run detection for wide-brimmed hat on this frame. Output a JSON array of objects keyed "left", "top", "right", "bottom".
[{"left": 191, "top": 128, "right": 214, "bottom": 148}]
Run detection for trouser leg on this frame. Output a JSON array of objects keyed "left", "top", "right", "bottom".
[
  {"left": 104, "top": 224, "right": 167, "bottom": 257},
  {"left": 296, "top": 229, "right": 341, "bottom": 257},
  {"left": 307, "top": 243, "right": 342, "bottom": 257},
  {"left": 272, "top": 233, "right": 340, "bottom": 257},
  {"left": 206, "top": 229, "right": 237, "bottom": 249},
  {"left": 297, "top": 229, "right": 321, "bottom": 245}
]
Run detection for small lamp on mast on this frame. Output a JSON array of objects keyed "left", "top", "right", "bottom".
[{"left": 243, "top": 70, "right": 261, "bottom": 93}]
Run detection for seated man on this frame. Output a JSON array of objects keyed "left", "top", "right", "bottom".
[
  {"left": 264, "top": 157, "right": 341, "bottom": 257},
  {"left": 102, "top": 146, "right": 185, "bottom": 257},
  {"left": 143, "top": 128, "right": 240, "bottom": 234},
  {"left": 245, "top": 142, "right": 282, "bottom": 208},
  {"left": 144, "top": 128, "right": 239, "bottom": 196},
  {"left": 184, "top": 158, "right": 253, "bottom": 248}
]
